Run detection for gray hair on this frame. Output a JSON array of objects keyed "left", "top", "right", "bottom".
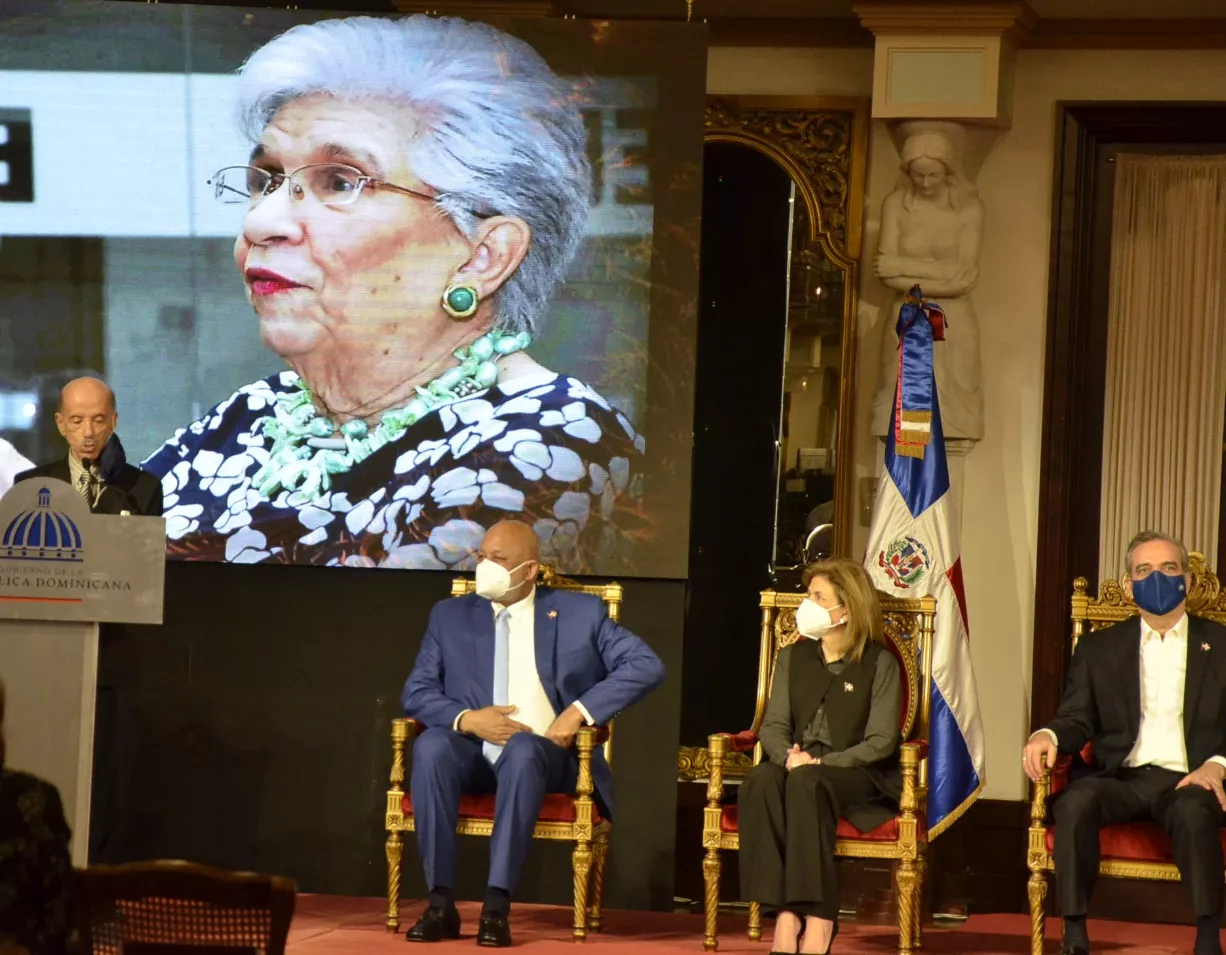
[
  {"left": 235, "top": 15, "right": 592, "bottom": 337},
  {"left": 1124, "top": 529, "right": 1189, "bottom": 575}
]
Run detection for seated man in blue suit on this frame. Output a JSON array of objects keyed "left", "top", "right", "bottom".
[{"left": 401, "top": 519, "right": 665, "bottom": 948}]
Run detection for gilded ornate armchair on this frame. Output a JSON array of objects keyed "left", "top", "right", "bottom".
[
  {"left": 1026, "top": 552, "right": 1226, "bottom": 955},
  {"left": 701, "top": 589, "right": 937, "bottom": 954},
  {"left": 385, "top": 567, "right": 618, "bottom": 941}
]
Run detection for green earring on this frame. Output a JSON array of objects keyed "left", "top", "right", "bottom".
[{"left": 442, "top": 282, "right": 479, "bottom": 320}]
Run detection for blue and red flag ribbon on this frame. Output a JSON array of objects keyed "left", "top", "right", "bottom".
[{"left": 892, "top": 285, "right": 947, "bottom": 460}]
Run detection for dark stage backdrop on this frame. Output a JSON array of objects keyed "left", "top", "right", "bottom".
[
  {"left": 93, "top": 563, "right": 685, "bottom": 910},
  {"left": 680, "top": 143, "right": 792, "bottom": 745}
]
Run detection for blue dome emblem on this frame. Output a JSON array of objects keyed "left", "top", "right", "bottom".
[{"left": 1, "top": 487, "right": 84, "bottom": 561}]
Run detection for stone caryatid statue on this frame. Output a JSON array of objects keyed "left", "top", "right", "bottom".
[{"left": 870, "top": 124, "right": 985, "bottom": 442}]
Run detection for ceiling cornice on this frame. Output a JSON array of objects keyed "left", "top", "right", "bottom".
[
  {"left": 384, "top": 1, "right": 1226, "bottom": 50},
  {"left": 852, "top": 1, "right": 1037, "bottom": 41},
  {"left": 1027, "top": 17, "right": 1226, "bottom": 49}
]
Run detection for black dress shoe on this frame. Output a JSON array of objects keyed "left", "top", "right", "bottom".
[
  {"left": 477, "top": 912, "right": 513, "bottom": 948},
  {"left": 405, "top": 905, "right": 461, "bottom": 943},
  {"left": 1059, "top": 946, "right": 1088, "bottom": 955}
]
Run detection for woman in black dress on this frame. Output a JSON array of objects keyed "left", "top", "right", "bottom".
[{"left": 738, "top": 558, "right": 902, "bottom": 955}]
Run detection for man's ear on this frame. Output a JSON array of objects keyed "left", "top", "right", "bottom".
[{"left": 1122, "top": 574, "right": 1134, "bottom": 598}]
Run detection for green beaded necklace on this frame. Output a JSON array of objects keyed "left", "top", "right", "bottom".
[{"left": 251, "top": 328, "right": 530, "bottom": 502}]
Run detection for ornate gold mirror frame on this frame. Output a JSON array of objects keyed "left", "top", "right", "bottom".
[
  {"left": 679, "top": 97, "right": 869, "bottom": 783},
  {"left": 703, "top": 95, "right": 869, "bottom": 566}
]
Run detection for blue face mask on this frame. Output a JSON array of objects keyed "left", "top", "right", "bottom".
[{"left": 1131, "top": 571, "right": 1186, "bottom": 616}]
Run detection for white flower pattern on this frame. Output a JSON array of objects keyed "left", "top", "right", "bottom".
[{"left": 142, "top": 371, "right": 645, "bottom": 572}]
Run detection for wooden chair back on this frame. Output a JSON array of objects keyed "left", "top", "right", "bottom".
[
  {"left": 450, "top": 564, "right": 622, "bottom": 764},
  {"left": 76, "top": 861, "right": 296, "bottom": 955},
  {"left": 755, "top": 590, "right": 937, "bottom": 766},
  {"left": 1071, "top": 551, "right": 1226, "bottom": 648}
]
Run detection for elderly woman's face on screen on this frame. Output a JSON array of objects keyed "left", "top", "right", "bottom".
[{"left": 234, "top": 95, "right": 473, "bottom": 362}]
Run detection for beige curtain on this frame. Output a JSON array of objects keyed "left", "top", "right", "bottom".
[{"left": 1099, "top": 155, "right": 1226, "bottom": 585}]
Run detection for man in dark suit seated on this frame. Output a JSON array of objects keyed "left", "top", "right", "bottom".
[
  {"left": 1023, "top": 530, "right": 1226, "bottom": 955},
  {"left": 14, "top": 377, "right": 162, "bottom": 516},
  {"left": 400, "top": 519, "right": 665, "bottom": 948}
]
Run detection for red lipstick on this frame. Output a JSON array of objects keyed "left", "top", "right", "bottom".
[{"left": 245, "top": 268, "right": 305, "bottom": 296}]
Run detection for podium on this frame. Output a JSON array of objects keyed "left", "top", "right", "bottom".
[{"left": 0, "top": 478, "right": 164, "bottom": 865}]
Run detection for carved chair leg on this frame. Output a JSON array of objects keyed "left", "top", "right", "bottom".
[
  {"left": 589, "top": 831, "right": 609, "bottom": 932},
  {"left": 896, "top": 856, "right": 919, "bottom": 955},
  {"left": 748, "top": 902, "right": 762, "bottom": 942},
  {"left": 913, "top": 853, "right": 927, "bottom": 949},
  {"left": 702, "top": 847, "right": 721, "bottom": 951},
  {"left": 572, "top": 834, "right": 594, "bottom": 942},
  {"left": 385, "top": 830, "right": 404, "bottom": 933},
  {"left": 1027, "top": 868, "right": 1048, "bottom": 955}
]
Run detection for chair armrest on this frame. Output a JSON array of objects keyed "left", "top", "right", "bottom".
[
  {"left": 705, "top": 734, "right": 736, "bottom": 808},
  {"left": 729, "top": 730, "right": 759, "bottom": 753},
  {"left": 1027, "top": 759, "right": 1061, "bottom": 871},
  {"left": 1028, "top": 756, "right": 1068, "bottom": 830},
  {"left": 574, "top": 726, "right": 599, "bottom": 814},
  {"left": 1049, "top": 754, "right": 1073, "bottom": 797},
  {"left": 389, "top": 718, "right": 422, "bottom": 793},
  {"left": 898, "top": 740, "right": 923, "bottom": 819},
  {"left": 707, "top": 729, "right": 759, "bottom": 752},
  {"left": 398, "top": 717, "right": 425, "bottom": 736}
]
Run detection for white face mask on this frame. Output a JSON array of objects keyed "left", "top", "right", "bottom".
[
  {"left": 475, "top": 558, "right": 532, "bottom": 602},
  {"left": 795, "top": 599, "right": 845, "bottom": 640}
]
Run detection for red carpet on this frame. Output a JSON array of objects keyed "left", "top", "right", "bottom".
[{"left": 287, "top": 896, "right": 1212, "bottom": 953}]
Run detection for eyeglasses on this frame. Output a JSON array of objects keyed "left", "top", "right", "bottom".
[{"left": 208, "top": 163, "right": 442, "bottom": 209}]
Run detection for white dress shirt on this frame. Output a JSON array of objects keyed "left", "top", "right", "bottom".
[
  {"left": 1126, "top": 614, "right": 1190, "bottom": 772},
  {"left": 454, "top": 587, "right": 595, "bottom": 733},
  {"left": 1035, "top": 613, "right": 1226, "bottom": 773}
]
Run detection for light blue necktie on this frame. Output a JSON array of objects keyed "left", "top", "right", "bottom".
[{"left": 483, "top": 608, "right": 511, "bottom": 765}]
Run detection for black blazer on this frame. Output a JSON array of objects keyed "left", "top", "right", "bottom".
[
  {"left": 1045, "top": 614, "right": 1226, "bottom": 775},
  {"left": 14, "top": 458, "right": 163, "bottom": 517}
]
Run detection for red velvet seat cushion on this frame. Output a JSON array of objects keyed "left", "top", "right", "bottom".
[
  {"left": 1042, "top": 822, "right": 1226, "bottom": 862},
  {"left": 719, "top": 804, "right": 921, "bottom": 842},
  {"left": 402, "top": 793, "right": 602, "bottom": 825}
]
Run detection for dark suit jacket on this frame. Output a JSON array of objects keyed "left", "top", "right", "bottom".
[
  {"left": 401, "top": 587, "right": 666, "bottom": 818},
  {"left": 14, "top": 458, "right": 163, "bottom": 517},
  {"left": 1045, "top": 614, "right": 1226, "bottom": 776}
]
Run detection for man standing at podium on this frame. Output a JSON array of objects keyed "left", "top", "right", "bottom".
[{"left": 14, "top": 377, "right": 162, "bottom": 516}]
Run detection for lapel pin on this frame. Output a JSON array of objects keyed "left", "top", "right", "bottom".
[
  {"left": 548, "top": 610, "right": 558, "bottom": 619},
  {"left": 844, "top": 682, "right": 855, "bottom": 692},
  {"left": 1203, "top": 642, "right": 1212, "bottom": 652}
]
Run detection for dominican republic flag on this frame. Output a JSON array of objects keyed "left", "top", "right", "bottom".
[{"left": 864, "top": 286, "right": 985, "bottom": 839}]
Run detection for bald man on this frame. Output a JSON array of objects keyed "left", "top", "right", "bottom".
[
  {"left": 401, "top": 520, "right": 664, "bottom": 947},
  {"left": 14, "top": 377, "right": 162, "bottom": 516}
]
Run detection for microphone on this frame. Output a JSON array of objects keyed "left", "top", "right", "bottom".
[{"left": 81, "top": 446, "right": 136, "bottom": 515}]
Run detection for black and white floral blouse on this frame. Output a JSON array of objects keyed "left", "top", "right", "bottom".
[{"left": 142, "top": 370, "right": 647, "bottom": 573}]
